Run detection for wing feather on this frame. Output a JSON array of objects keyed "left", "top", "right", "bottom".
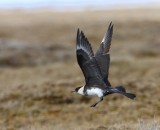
[
  {"left": 76, "top": 29, "right": 105, "bottom": 87},
  {"left": 95, "top": 22, "right": 113, "bottom": 86},
  {"left": 96, "top": 22, "right": 113, "bottom": 55}
]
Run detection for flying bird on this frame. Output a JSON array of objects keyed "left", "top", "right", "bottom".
[{"left": 72, "top": 22, "right": 136, "bottom": 107}]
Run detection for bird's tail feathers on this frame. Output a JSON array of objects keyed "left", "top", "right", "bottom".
[
  {"left": 122, "top": 92, "right": 136, "bottom": 99},
  {"left": 110, "top": 86, "right": 136, "bottom": 100},
  {"left": 114, "top": 86, "right": 126, "bottom": 92}
]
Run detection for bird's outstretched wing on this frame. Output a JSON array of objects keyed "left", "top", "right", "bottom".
[
  {"left": 95, "top": 22, "right": 113, "bottom": 86},
  {"left": 76, "top": 29, "right": 104, "bottom": 87}
]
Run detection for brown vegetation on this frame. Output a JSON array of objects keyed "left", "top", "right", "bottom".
[{"left": 0, "top": 7, "right": 160, "bottom": 130}]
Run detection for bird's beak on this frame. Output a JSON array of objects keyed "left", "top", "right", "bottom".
[{"left": 71, "top": 90, "right": 76, "bottom": 93}]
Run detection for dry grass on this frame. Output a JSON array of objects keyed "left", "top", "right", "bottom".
[{"left": 0, "top": 7, "right": 160, "bottom": 130}]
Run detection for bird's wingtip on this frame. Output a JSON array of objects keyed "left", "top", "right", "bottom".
[
  {"left": 77, "top": 28, "right": 80, "bottom": 34},
  {"left": 109, "top": 21, "right": 114, "bottom": 28}
]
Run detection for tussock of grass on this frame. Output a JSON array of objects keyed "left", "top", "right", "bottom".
[{"left": 135, "top": 51, "right": 159, "bottom": 58}]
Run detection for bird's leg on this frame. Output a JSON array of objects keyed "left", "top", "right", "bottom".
[{"left": 90, "top": 97, "right": 103, "bottom": 107}]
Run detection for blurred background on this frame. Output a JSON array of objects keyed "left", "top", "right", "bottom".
[
  {"left": 0, "top": 1, "right": 160, "bottom": 130},
  {"left": 0, "top": 0, "right": 160, "bottom": 9}
]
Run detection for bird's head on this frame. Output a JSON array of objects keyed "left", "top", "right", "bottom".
[
  {"left": 72, "top": 86, "right": 84, "bottom": 95},
  {"left": 72, "top": 86, "right": 81, "bottom": 93}
]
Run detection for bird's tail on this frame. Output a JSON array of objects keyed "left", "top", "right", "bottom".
[{"left": 110, "top": 86, "right": 136, "bottom": 100}]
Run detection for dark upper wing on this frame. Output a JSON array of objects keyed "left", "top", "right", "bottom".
[
  {"left": 95, "top": 22, "right": 113, "bottom": 86},
  {"left": 76, "top": 29, "right": 105, "bottom": 87},
  {"left": 96, "top": 22, "right": 113, "bottom": 55}
]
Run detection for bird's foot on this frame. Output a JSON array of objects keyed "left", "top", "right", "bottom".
[
  {"left": 90, "top": 97, "right": 103, "bottom": 107},
  {"left": 90, "top": 103, "right": 97, "bottom": 107}
]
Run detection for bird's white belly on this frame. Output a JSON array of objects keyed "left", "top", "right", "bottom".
[{"left": 87, "top": 88, "right": 103, "bottom": 97}]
